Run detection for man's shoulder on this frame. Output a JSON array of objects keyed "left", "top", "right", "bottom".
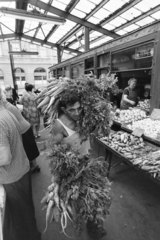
[{"left": 53, "top": 119, "right": 64, "bottom": 132}]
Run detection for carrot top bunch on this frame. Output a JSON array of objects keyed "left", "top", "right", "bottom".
[{"left": 41, "top": 144, "right": 111, "bottom": 236}]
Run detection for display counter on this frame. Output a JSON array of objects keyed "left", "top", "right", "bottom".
[{"left": 96, "top": 128, "right": 160, "bottom": 185}]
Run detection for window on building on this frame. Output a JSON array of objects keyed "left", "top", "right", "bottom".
[
  {"left": 15, "top": 68, "right": 26, "bottom": 89},
  {"left": 34, "top": 68, "right": 47, "bottom": 87},
  {"left": 0, "top": 69, "right": 4, "bottom": 87}
]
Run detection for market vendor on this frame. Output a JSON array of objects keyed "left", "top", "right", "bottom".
[{"left": 120, "top": 78, "right": 138, "bottom": 109}]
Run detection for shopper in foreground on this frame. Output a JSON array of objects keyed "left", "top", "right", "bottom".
[{"left": 0, "top": 88, "right": 41, "bottom": 240}]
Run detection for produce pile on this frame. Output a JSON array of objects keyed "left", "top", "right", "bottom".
[
  {"left": 41, "top": 144, "right": 111, "bottom": 236},
  {"left": 36, "top": 75, "right": 116, "bottom": 139},
  {"left": 127, "top": 118, "right": 160, "bottom": 139},
  {"left": 114, "top": 108, "right": 146, "bottom": 124},
  {"left": 130, "top": 150, "right": 160, "bottom": 179},
  {"left": 137, "top": 99, "right": 150, "bottom": 113},
  {"left": 101, "top": 131, "right": 158, "bottom": 160}
]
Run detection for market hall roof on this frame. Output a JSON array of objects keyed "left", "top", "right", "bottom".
[{"left": 0, "top": 0, "right": 160, "bottom": 58}]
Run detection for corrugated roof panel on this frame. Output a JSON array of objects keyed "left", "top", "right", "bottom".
[
  {"left": 0, "top": 16, "right": 15, "bottom": 33},
  {"left": 65, "top": 20, "right": 76, "bottom": 27},
  {"left": 76, "top": 29, "right": 83, "bottom": 36},
  {"left": 103, "top": 0, "right": 126, "bottom": 12},
  {"left": 134, "top": 1, "right": 151, "bottom": 12},
  {"left": 42, "top": 24, "right": 53, "bottom": 36},
  {"left": 120, "top": 7, "right": 142, "bottom": 20},
  {"left": 0, "top": 2, "right": 15, "bottom": 8},
  {"left": 1, "top": 24, "right": 13, "bottom": 34},
  {"left": 23, "top": 21, "right": 39, "bottom": 33},
  {"left": 123, "top": 24, "right": 140, "bottom": 32},
  {"left": 144, "top": 0, "right": 160, "bottom": 8},
  {"left": 25, "top": 30, "right": 35, "bottom": 37},
  {"left": 49, "top": 34, "right": 62, "bottom": 43},
  {"left": 93, "top": 0, "right": 103, "bottom": 4},
  {"left": 40, "top": 0, "right": 48, "bottom": 3},
  {"left": 90, "top": 31, "right": 103, "bottom": 40},
  {"left": 51, "top": 0, "right": 66, "bottom": 11},
  {"left": 90, "top": 36, "right": 112, "bottom": 48},
  {"left": 70, "top": 42, "right": 80, "bottom": 49},
  {"left": 36, "top": 30, "right": 45, "bottom": 40},
  {"left": 151, "top": 10, "right": 160, "bottom": 19},
  {"left": 108, "top": 16, "right": 127, "bottom": 27},
  {"left": 93, "top": 8, "right": 110, "bottom": 20},
  {"left": 59, "top": 0, "right": 70, "bottom": 5},
  {"left": 76, "top": 0, "right": 95, "bottom": 13},
  {"left": 71, "top": 9, "right": 86, "bottom": 18},
  {"left": 116, "top": 29, "right": 128, "bottom": 35},
  {"left": 103, "top": 23, "right": 115, "bottom": 30},
  {"left": 88, "top": 16, "right": 100, "bottom": 24},
  {"left": 136, "top": 16, "right": 155, "bottom": 26}
]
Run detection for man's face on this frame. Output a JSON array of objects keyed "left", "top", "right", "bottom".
[{"left": 65, "top": 101, "right": 82, "bottom": 121}]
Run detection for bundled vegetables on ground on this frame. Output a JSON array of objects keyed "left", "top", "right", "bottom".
[
  {"left": 136, "top": 99, "right": 150, "bottom": 113},
  {"left": 41, "top": 144, "right": 111, "bottom": 236},
  {"left": 114, "top": 108, "right": 146, "bottom": 124},
  {"left": 101, "top": 131, "right": 158, "bottom": 160},
  {"left": 127, "top": 118, "right": 160, "bottom": 140}
]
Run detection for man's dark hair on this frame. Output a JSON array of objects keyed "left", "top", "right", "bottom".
[
  {"left": 25, "top": 84, "right": 34, "bottom": 92},
  {"left": 58, "top": 91, "right": 80, "bottom": 116}
]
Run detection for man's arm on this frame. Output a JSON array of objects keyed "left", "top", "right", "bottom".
[
  {"left": 0, "top": 124, "right": 12, "bottom": 166},
  {"left": 0, "top": 146, "right": 11, "bottom": 166},
  {"left": 49, "top": 120, "right": 64, "bottom": 145}
]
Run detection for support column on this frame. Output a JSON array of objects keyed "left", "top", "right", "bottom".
[
  {"left": 150, "top": 30, "right": 160, "bottom": 111},
  {"left": 57, "top": 46, "right": 61, "bottom": 63},
  {"left": 8, "top": 41, "right": 16, "bottom": 89},
  {"left": 84, "top": 27, "right": 89, "bottom": 51},
  {"left": 94, "top": 53, "right": 97, "bottom": 77}
]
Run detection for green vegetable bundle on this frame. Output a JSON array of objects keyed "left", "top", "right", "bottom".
[
  {"left": 36, "top": 74, "right": 116, "bottom": 139},
  {"left": 41, "top": 144, "right": 111, "bottom": 236}
]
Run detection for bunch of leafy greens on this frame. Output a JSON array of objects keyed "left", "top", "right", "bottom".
[
  {"left": 58, "top": 75, "right": 114, "bottom": 139},
  {"left": 47, "top": 144, "right": 111, "bottom": 235}
]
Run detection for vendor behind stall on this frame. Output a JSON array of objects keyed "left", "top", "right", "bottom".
[{"left": 120, "top": 78, "right": 138, "bottom": 109}]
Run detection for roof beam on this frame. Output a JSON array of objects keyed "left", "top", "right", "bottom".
[
  {"left": 100, "top": 0, "right": 142, "bottom": 27},
  {"left": 78, "top": 4, "right": 160, "bottom": 48},
  {"left": 115, "top": 5, "right": 160, "bottom": 32},
  {"left": 33, "top": 0, "right": 54, "bottom": 39},
  {"left": 0, "top": 33, "right": 16, "bottom": 40},
  {"left": 65, "top": 0, "right": 80, "bottom": 13},
  {"left": 44, "top": 0, "right": 80, "bottom": 43},
  {"left": 28, "top": 0, "right": 119, "bottom": 38},
  {"left": 22, "top": 34, "right": 82, "bottom": 54},
  {"left": 15, "top": 0, "right": 28, "bottom": 35},
  {"left": 66, "top": 0, "right": 142, "bottom": 48},
  {"left": 57, "top": 0, "right": 110, "bottom": 45}
]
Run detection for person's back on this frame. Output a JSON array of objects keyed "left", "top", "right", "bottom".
[{"left": 0, "top": 106, "right": 29, "bottom": 183}]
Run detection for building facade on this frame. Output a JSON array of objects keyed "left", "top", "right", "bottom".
[{"left": 0, "top": 40, "right": 74, "bottom": 94}]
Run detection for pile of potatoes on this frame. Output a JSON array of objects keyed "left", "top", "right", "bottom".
[{"left": 101, "top": 131, "right": 145, "bottom": 159}]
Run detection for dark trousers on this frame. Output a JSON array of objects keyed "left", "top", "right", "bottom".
[{"left": 3, "top": 171, "right": 41, "bottom": 240}]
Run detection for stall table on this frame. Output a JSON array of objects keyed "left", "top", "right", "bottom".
[{"left": 96, "top": 137, "right": 160, "bottom": 186}]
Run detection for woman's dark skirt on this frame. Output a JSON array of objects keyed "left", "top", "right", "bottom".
[{"left": 22, "top": 127, "right": 39, "bottom": 161}]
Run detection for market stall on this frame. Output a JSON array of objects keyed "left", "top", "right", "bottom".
[
  {"left": 97, "top": 105, "right": 160, "bottom": 183},
  {"left": 97, "top": 129, "right": 160, "bottom": 184}
]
